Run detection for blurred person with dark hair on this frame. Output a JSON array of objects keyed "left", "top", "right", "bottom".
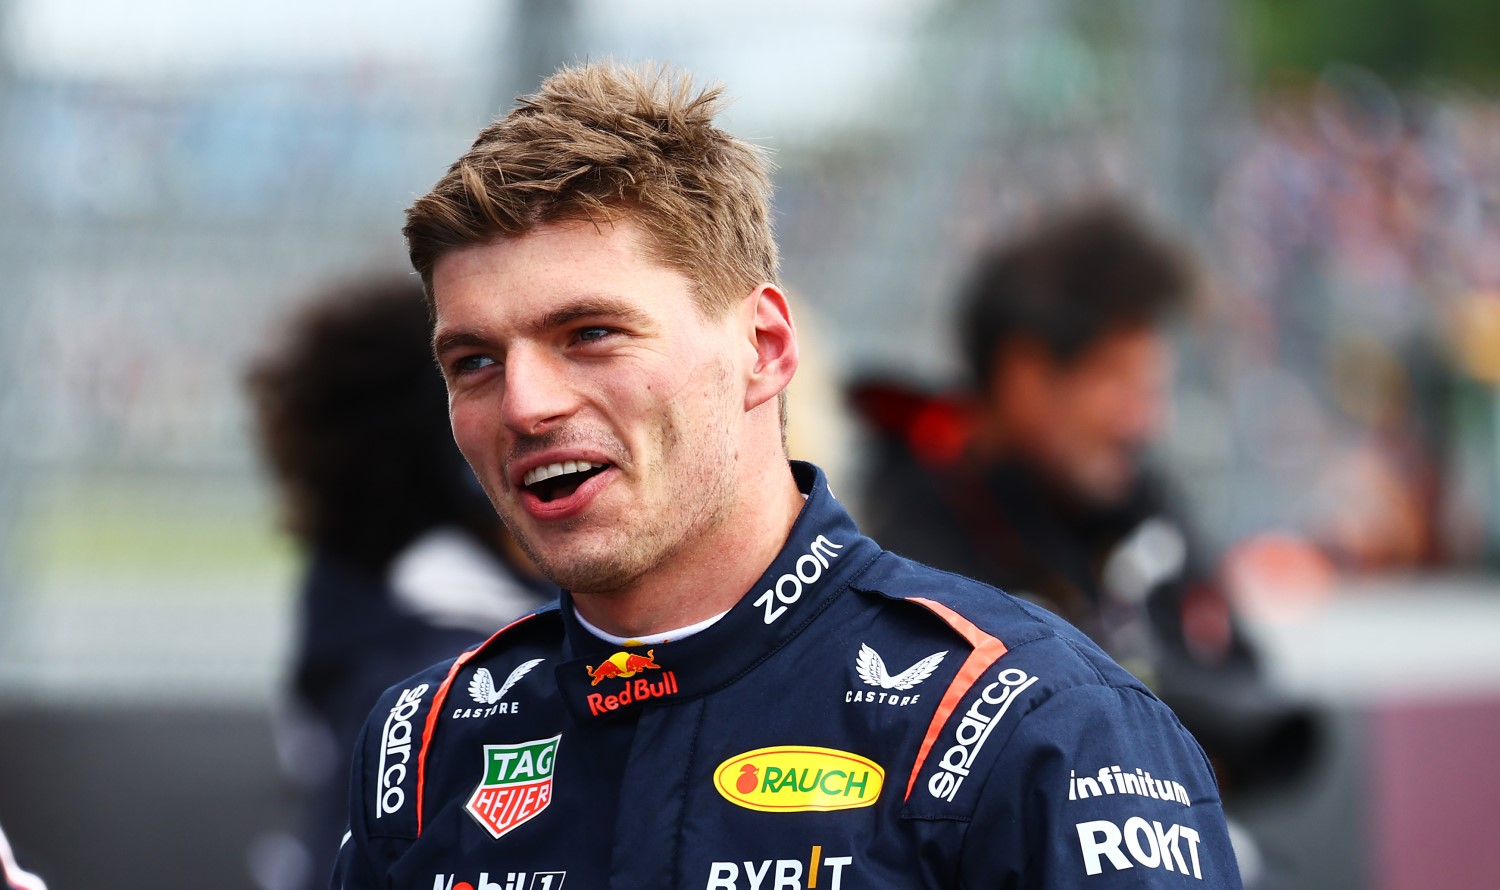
[
  {"left": 247, "top": 277, "right": 551, "bottom": 890},
  {"left": 857, "top": 204, "right": 1317, "bottom": 813}
]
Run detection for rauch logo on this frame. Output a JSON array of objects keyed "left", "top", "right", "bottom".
[{"left": 714, "top": 746, "right": 884, "bottom": 812}]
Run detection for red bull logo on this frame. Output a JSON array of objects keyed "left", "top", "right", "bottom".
[
  {"left": 582, "top": 649, "right": 679, "bottom": 716},
  {"left": 585, "top": 649, "right": 661, "bottom": 686},
  {"left": 585, "top": 671, "right": 679, "bottom": 716}
]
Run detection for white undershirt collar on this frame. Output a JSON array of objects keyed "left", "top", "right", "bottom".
[{"left": 573, "top": 606, "right": 730, "bottom": 646}]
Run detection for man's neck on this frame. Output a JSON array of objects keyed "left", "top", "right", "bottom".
[{"left": 570, "top": 460, "right": 805, "bottom": 639}]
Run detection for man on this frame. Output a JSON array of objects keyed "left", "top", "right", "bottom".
[
  {"left": 335, "top": 64, "right": 1241, "bottom": 888},
  {"left": 857, "top": 206, "right": 1314, "bottom": 804}
]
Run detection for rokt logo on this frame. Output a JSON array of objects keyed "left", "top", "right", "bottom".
[
  {"left": 706, "top": 846, "right": 854, "bottom": 890},
  {"left": 376, "top": 683, "right": 428, "bottom": 819},
  {"left": 454, "top": 659, "right": 544, "bottom": 719},
  {"left": 1076, "top": 817, "right": 1204, "bottom": 880},
  {"left": 433, "top": 873, "right": 565, "bottom": 890},
  {"left": 465, "top": 736, "right": 560, "bottom": 840},
  {"left": 754, "top": 535, "right": 843, "bottom": 625},
  {"left": 714, "top": 746, "right": 883, "bottom": 812}
]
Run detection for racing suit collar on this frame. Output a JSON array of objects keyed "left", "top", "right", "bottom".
[{"left": 553, "top": 460, "right": 880, "bottom": 723}]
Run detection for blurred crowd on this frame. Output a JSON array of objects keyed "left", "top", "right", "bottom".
[{"left": 1208, "top": 73, "right": 1500, "bottom": 571}]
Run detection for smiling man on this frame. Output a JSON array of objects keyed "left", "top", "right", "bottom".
[{"left": 333, "top": 63, "right": 1242, "bottom": 889}]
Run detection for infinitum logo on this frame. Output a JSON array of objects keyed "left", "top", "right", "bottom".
[{"left": 1069, "top": 765, "right": 1191, "bottom": 807}]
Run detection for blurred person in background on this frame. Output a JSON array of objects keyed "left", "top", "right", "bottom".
[
  {"left": 246, "top": 277, "right": 551, "bottom": 890},
  {"left": 0, "top": 819, "right": 47, "bottom": 890},
  {"left": 855, "top": 204, "right": 1317, "bottom": 817}
]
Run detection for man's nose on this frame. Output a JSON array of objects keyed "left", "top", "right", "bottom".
[{"left": 499, "top": 347, "right": 578, "bottom": 434}]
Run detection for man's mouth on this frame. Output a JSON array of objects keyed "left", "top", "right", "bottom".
[{"left": 521, "top": 460, "right": 610, "bottom": 503}]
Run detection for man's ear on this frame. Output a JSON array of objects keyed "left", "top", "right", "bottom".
[{"left": 744, "top": 284, "right": 798, "bottom": 412}]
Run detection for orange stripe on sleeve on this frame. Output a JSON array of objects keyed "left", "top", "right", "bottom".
[
  {"left": 902, "top": 597, "right": 1008, "bottom": 802},
  {"left": 415, "top": 612, "right": 540, "bottom": 836}
]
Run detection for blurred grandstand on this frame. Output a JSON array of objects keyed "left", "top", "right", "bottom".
[{"left": 0, "top": 1, "right": 1497, "bottom": 888}]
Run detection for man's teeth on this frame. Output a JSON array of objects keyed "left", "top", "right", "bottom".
[{"left": 523, "top": 460, "right": 606, "bottom": 487}]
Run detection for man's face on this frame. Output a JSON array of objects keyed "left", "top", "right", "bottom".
[
  {"left": 432, "top": 219, "right": 749, "bottom": 594},
  {"left": 998, "top": 327, "right": 1172, "bottom": 506}
]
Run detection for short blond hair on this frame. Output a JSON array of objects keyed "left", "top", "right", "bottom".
[{"left": 404, "top": 61, "right": 778, "bottom": 314}]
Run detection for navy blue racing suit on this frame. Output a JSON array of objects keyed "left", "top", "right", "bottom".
[{"left": 335, "top": 462, "right": 1241, "bottom": 888}]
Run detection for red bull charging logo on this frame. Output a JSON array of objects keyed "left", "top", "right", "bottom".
[
  {"left": 583, "top": 649, "right": 678, "bottom": 716},
  {"left": 585, "top": 649, "right": 661, "bottom": 685}
]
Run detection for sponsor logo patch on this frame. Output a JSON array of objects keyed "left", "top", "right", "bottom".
[
  {"left": 714, "top": 746, "right": 884, "bottom": 812},
  {"left": 705, "top": 846, "right": 855, "bottom": 889},
  {"left": 845, "top": 643, "right": 945, "bottom": 707},
  {"left": 586, "top": 649, "right": 660, "bottom": 685},
  {"left": 453, "top": 659, "right": 544, "bottom": 719},
  {"left": 465, "top": 736, "right": 560, "bottom": 840},
  {"left": 1076, "top": 817, "right": 1204, "bottom": 880},
  {"left": 434, "top": 873, "right": 566, "bottom": 890},
  {"left": 1070, "top": 765, "right": 1192, "bottom": 807},
  {"left": 928, "top": 667, "right": 1038, "bottom": 802},
  {"left": 376, "top": 683, "right": 429, "bottom": 819},
  {"left": 582, "top": 649, "right": 679, "bottom": 717},
  {"left": 754, "top": 535, "right": 843, "bottom": 625}
]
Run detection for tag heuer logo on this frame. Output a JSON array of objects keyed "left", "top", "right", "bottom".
[{"left": 465, "top": 735, "right": 561, "bottom": 840}]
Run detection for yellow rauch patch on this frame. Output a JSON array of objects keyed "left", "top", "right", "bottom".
[{"left": 714, "top": 746, "right": 885, "bottom": 812}]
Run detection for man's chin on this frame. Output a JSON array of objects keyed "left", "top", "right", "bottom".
[{"left": 512, "top": 534, "right": 638, "bottom": 594}]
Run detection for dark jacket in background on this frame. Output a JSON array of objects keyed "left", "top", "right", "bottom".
[{"left": 856, "top": 385, "right": 1316, "bottom": 796}]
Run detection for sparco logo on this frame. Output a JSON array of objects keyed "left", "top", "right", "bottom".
[
  {"left": 754, "top": 536, "right": 843, "bottom": 625},
  {"left": 928, "top": 667, "right": 1037, "bottom": 802},
  {"left": 376, "top": 683, "right": 429, "bottom": 818}
]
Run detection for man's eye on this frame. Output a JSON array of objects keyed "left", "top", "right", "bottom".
[
  {"left": 576, "top": 327, "right": 613, "bottom": 344},
  {"left": 455, "top": 355, "right": 496, "bottom": 373}
]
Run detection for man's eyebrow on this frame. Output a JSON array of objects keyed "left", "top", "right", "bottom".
[
  {"left": 431, "top": 329, "right": 491, "bottom": 356},
  {"left": 431, "top": 296, "right": 658, "bottom": 357},
  {"left": 532, "top": 297, "right": 654, "bottom": 334}
]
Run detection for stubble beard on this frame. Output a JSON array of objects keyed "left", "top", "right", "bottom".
[{"left": 504, "top": 369, "right": 742, "bottom": 598}]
